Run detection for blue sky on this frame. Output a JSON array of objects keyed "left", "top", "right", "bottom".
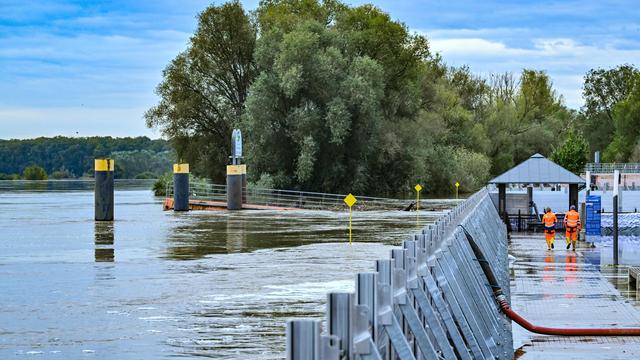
[{"left": 1, "top": 0, "right": 638, "bottom": 139}]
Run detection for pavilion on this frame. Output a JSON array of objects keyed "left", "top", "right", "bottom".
[{"left": 488, "top": 153, "right": 586, "bottom": 216}]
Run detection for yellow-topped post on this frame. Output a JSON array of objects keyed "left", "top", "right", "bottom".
[
  {"left": 344, "top": 193, "right": 357, "bottom": 245},
  {"left": 415, "top": 184, "right": 422, "bottom": 227},
  {"left": 227, "top": 129, "right": 245, "bottom": 210},
  {"left": 455, "top": 181, "right": 460, "bottom": 200},
  {"left": 95, "top": 159, "right": 114, "bottom": 221},
  {"left": 173, "top": 163, "right": 190, "bottom": 211}
]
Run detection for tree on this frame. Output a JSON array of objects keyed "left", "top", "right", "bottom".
[
  {"left": 145, "top": 1, "right": 256, "bottom": 181},
  {"left": 605, "top": 73, "right": 640, "bottom": 161},
  {"left": 243, "top": 1, "right": 434, "bottom": 194},
  {"left": 23, "top": 165, "right": 48, "bottom": 180},
  {"left": 0, "top": 137, "right": 170, "bottom": 179},
  {"left": 581, "top": 64, "right": 639, "bottom": 153},
  {"left": 551, "top": 131, "right": 589, "bottom": 174}
]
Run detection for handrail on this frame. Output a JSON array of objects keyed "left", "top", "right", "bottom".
[
  {"left": 165, "top": 180, "right": 461, "bottom": 211},
  {"left": 586, "top": 163, "right": 640, "bottom": 173}
]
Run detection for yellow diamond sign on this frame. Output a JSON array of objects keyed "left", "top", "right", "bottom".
[
  {"left": 414, "top": 184, "right": 422, "bottom": 192},
  {"left": 344, "top": 193, "right": 357, "bottom": 207},
  {"left": 455, "top": 182, "right": 460, "bottom": 188}
]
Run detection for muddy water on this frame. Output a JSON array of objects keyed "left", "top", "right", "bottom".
[{"left": 0, "top": 183, "right": 445, "bottom": 358}]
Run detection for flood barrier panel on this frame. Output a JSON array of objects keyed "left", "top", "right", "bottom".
[{"left": 286, "top": 188, "right": 513, "bottom": 359}]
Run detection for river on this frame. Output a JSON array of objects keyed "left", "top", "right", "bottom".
[{"left": 0, "top": 181, "right": 445, "bottom": 359}]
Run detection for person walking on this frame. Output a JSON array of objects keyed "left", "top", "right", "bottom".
[
  {"left": 542, "top": 207, "right": 557, "bottom": 250},
  {"left": 564, "top": 205, "right": 581, "bottom": 251}
]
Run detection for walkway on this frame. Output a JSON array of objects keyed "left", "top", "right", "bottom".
[{"left": 510, "top": 234, "right": 640, "bottom": 359}]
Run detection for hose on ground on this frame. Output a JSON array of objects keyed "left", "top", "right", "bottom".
[{"left": 458, "top": 224, "right": 640, "bottom": 336}]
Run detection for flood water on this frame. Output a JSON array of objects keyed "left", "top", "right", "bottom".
[{"left": 0, "top": 181, "right": 443, "bottom": 359}]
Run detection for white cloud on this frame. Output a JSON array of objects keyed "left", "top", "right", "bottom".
[{"left": 427, "top": 35, "right": 640, "bottom": 108}]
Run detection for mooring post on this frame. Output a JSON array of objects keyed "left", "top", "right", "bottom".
[
  {"left": 227, "top": 129, "right": 244, "bottom": 210},
  {"left": 94, "top": 159, "right": 114, "bottom": 221},
  {"left": 173, "top": 163, "right": 189, "bottom": 211},
  {"left": 613, "top": 170, "right": 619, "bottom": 266}
]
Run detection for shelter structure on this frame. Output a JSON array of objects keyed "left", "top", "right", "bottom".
[{"left": 489, "top": 153, "right": 586, "bottom": 216}]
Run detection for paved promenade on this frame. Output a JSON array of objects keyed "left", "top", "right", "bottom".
[{"left": 510, "top": 234, "right": 640, "bottom": 359}]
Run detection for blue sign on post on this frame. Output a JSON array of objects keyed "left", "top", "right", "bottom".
[{"left": 585, "top": 195, "right": 601, "bottom": 236}]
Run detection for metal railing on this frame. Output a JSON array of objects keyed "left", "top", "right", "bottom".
[
  {"left": 586, "top": 163, "right": 640, "bottom": 174},
  {"left": 286, "top": 188, "right": 513, "bottom": 359},
  {"left": 166, "top": 180, "right": 460, "bottom": 211}
]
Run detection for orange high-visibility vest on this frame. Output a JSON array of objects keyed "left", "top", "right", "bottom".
[
  {"left": 543, "top": 212, "right": 557, "bottom": 227},
  {"left": 565, "top": 210, "right": 580, "bottom": 228}
]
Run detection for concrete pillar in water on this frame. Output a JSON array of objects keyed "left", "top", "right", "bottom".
[
  {"left": 613, "top": 170, "right": 620, "bottom": 266},
  {"left": 94, "top": 159, "right": 114, "bottom": 221},
  {"left": 227, "top": 164, "right": 245, "bottom": 210},
  {"left": 173, "top": 163, "right": 190, "bottom": 211}
]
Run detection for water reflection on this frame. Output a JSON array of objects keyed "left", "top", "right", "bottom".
[
  {"left": 94, "top": 222, "right": 114, "bottom": 262},
  {"left": 226, "top": 215, "right": 246, "bottom": 253},
  {"left": 163, "top": 210, "right": 439, "bottom": 260},
  {"left": 542, "top": 252, "right": 555, "bottom": 284}
]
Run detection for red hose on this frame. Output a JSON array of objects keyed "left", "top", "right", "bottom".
[{"left": 498, "top": 299, "right": 640, "bottom": 336}]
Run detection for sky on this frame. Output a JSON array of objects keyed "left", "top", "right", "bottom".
[{"left": 1, "top": 0, "right": 638, "bottom": 139}]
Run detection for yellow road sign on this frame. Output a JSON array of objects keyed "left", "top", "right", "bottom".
[
  {"left": 344, "top": 193, "right": 357, "bottom": 245},
  {"left": 344, "top": 193, "right": 357, "bottom": 207},
  {"left": 414, "top": 184, "right": 422, "bottom": 192},
  {"left": 455, "top": 182, "right": 460, "bottom": 188}
]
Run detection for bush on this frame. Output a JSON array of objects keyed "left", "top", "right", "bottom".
[
  {"left": 0, "top": 173, "right": 20, "bottom": 180},
  {"left": 50, "top": 167, "right": 74, "bottom": 179},
  {"left": 135, "top": 171, "right": 158, "bottom": 179},
  {"left": 23, "top": 165, "right": 48, "bottom": 180},
  {"left": 152, "top": 172, "right": 172, "bottom": 196},
  {"left": 452, "top": 148, "right": 492, "bottom": 193}
]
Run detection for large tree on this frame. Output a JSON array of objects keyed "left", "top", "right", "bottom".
[
  {"left": 145, "top": 1, "right": 256, "bottom": 181},
  {"left": 605, "top": 73, "right": 640, "bottom": 161},
  {"left": 243, "top": 2, "right": 433, "bottom": 194},
  {"left": 580, "top": 64, "right": 639, "bottom": 155}
]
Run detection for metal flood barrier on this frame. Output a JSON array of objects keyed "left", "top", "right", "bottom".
[{"left": 286, "top": 188, "right": 513, "bottom": 359}]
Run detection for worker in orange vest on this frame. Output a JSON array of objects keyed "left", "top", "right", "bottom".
[
  {"left": 542, "top": 207, "right": 557, "bottom": 250},
  {"left": 564, "top": 205, "right": 581, "bottom": 250}
]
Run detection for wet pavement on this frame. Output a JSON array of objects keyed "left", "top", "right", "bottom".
[{"left": 510, "top": 233, "right": 640, "bottom": 359}]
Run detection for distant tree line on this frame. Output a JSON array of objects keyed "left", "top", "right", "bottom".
[
  {"left": 146, "top": 0, "right": 638, "bottom": 195},
  {"left": 0, "top": 136, "right": 175, "bottom": 180}
]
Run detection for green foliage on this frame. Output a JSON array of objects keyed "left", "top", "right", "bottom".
[
  {"left": 152, "top": 172, "right": 172, "bottom": 196},
  {"left": 580, "top": 65, "right": 639, "bottom": 155},
  {"left": 148, "top": 0, "right": 640, "bottom": 195},
  {"left": 49, "top": 167, "right": 73, "bottom": 179},
  {"left": 145, "top": 1, "right": 256, "bottom": 182},
  {"left": 0, "top": 136, "right": 171, "bottom": 179},
  {"left": 551, "top": 131, "right": 589, "bottom": 174},
  {"left": 23, "top": 165, "right": 48, "bottom": 180},
  {"left": 111, "top": 150, "right": 175, "bottom": 179},
  {"left": 604, "top": 74, "right": 640, "bottom": 161},
  {"left": 0, "top": 173, "right": 20, "bottom": 180}
]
